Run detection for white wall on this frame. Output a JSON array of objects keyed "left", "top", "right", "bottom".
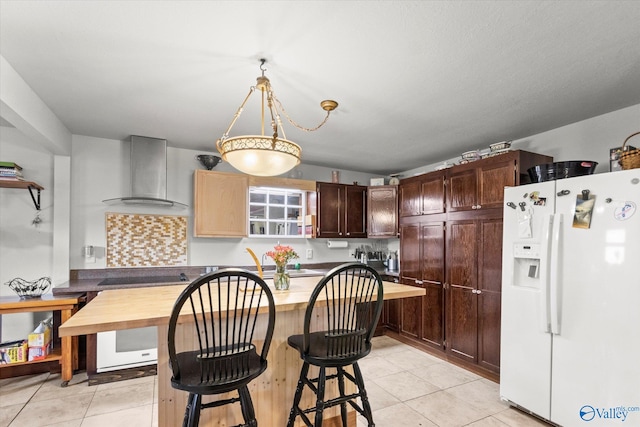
[
  {"left": 2, "top": 103, "right": 638, "bottom": 340},
  {"left": 69, "top": 135, "right": 384, "bottom": 271},
  {"left": 0, "top": 126, "right": 55, "bottom": 340},
  {"left": 402, "top": 104, "right": 640, "bottom": 177}
]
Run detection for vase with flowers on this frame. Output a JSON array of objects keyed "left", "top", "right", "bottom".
[{"left": 266, "top": 244, "right": 299, "bottom": 290}]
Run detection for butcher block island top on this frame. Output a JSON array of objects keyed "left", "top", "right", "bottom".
[
  {"left": 58, "top": 275, "right": 422, "bottom": 335},
  {"left": 59, "top": 275, "right": 425, "bottom": 427}
]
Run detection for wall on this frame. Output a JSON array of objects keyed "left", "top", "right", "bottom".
[
  {"left": 2, "top": 103, "right": 638, "bottom": 340},
  {"left": 401, "top": 104, "right": 640, "bottom": 177},
  {"left": 0, "top": 126, "right": 55, "bottom": 340},
  {"left": 69, "top": 135, "right": 384, "bottom": 271}
]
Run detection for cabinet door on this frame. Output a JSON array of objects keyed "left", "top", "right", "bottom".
[
  {"left": 399, "top": 223, "right": 421, "bottom": 284},
  {"left": 478, "top": 159, "right": 516, "bottom": 210},
  {"left": 383, "top": 299, "right": 400, "bottom": 332},
  {"left": 420, "top": 222, "right": 445, "bottom": 349},
  {"left": 477, "top": 217, "right": 503, "bottom": 373},
  {"left": 447, "top": 168, "right": 478, "bottom": 212},
  {"left": 399, "top": 223, "right": 422, "bottom": 339},
  {"left": 367, "top": 186, "right": 398, "bottom": 238},
  {"left": 401, "top": 290, "right": 422, "bottom": 339},
  {"left": 421, "top": 173, "right": 446, "bottom": 214},
  {"left": 446, "top": 220, "right": 478, "bottom": 362},
  {"left": 399, "top": 180, "right": 421, "bottom": 217},
  {"left": 194, "top": 171, "right": 248, "bottom": 237},
  {"left": 344, "top": 185, "right": 367, "bottom": 238},
  {"left": 316, "top": 182, "right": 342, "bottom": 238}
]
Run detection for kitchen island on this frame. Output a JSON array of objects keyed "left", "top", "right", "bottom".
[{"left": 59, "top": 274, "right": 423, "bottom": 427}]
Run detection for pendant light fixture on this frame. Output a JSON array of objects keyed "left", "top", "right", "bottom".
[{"left": 216, "top": 59, "right": 338, "bottom": 176}]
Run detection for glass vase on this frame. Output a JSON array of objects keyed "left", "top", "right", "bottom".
[{"left": 273, "top": 266, "right": 290, "bottom": 291}]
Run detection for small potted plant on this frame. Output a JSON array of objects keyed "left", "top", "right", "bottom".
[{"left": 265, "top": 244, "right": 299, "bottom": 290}]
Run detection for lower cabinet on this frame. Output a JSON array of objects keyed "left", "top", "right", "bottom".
[
  {"left": 445, "top": 215, "right": 503, "bottom": 374},
  {"left": 395, "top": 214, "right": 502, "bottom": 376},
  {"left": 398, "top": 220, "right": 446, "bottom": 351}
]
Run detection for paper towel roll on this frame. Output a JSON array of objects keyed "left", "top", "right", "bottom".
[{"left": 327, "top": 240, "right": 348, "bottom": 249}]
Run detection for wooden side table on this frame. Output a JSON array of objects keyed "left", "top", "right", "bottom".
[{"left": 0, "top": 294, "right": 83, "bottom": 386}]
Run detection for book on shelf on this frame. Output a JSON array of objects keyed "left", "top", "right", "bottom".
[
  {"left": 0, "top": 176, "right": 25, "bottom": 181},
  {"left": 0, "top": 161, "right": 23, "bottom": 170},
  {"left": 0, "top": 170, "right": 24, "bottom": 178}
]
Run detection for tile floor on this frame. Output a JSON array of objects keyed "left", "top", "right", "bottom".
[{"left": 0, "top": 336, "right": 548, "bottom": 427}]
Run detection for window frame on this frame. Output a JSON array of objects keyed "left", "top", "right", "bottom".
[{"left": 248, "top": 186, "right": 305, "bottom": 238}]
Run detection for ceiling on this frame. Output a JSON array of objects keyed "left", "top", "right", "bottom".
[{"left": 1, "top": 1, "right": 640, "bottom": 175}]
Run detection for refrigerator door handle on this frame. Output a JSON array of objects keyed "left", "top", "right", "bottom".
[
  {"left": 550, "top": 213, "right": 563, "bottom": 335},
  {"left": 539, "top": 213, "right": 554, "bottom": 333}
]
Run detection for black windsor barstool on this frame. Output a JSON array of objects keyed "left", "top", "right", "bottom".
[{"left": 167, "top": 269, "right": 276, "bottom": 427}]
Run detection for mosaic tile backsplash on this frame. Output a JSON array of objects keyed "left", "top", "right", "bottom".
[{"left": 106, "top": 213, "right": 188, "bottom": 267}]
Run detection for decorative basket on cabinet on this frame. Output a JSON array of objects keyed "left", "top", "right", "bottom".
[{"left": 619, "top": 132, "right": 640, "bottom": 170}]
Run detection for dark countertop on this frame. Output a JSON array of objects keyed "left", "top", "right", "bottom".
[{"left": 52, "top": 263, "right": 399, "bottom": 295}]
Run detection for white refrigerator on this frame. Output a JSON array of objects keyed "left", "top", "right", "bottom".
[{"left": 500, "top": 168, "right": 640, "bottom": 426}]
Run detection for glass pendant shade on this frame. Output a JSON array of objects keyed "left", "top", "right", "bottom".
[
  {"left": 215, "top": 59, "right": 336, "bottom": 177},
  {"left": 219, "top": 136, "right": 301, "bottom": 176}
]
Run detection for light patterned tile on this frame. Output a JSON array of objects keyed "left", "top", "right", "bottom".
[
  {"left": 9, "top": 394, "right": 92, "bottom": 427},
  {"left": 369, "top": 402, "right": 437, "bottom": 427},
  {"left": 0, "top": 403, "right": 21, "bottom": 427},
  {"left": 406, "top": 390, "right": 493, "bottom": 427},
  {"left": 358, "top": 354, "right": 405, "bottom": 379},
  {"left": 152, "top": 403, "right": 158, "bottom": 427},
  {"left": 80, "top": 403, "right": 153, "bottom": 427},
  {"left": 466, "top": 416, "right": 510, "bottom": 426},
  {"left": 39, "top": 419, "right": 83, "bottom": 427},
  {"left": 0, "top": 373, "right": 48, "bottom": 407},
  {"left": 31, "top": 373, "right": 95, "bottom": 402},
  {"left": 370, "top": 336, "right": 416, "bottom": 356},
  {"left": 493, "top": 407, "right": 550, "bottom": 426},
  {"left": 408, "top": 361, "right": 481, "bottom": 389},
  {"left": 94, "top": 374, "right": 155, "bottom": 392},
  {"left": 445, "top": 379, "right": 508, "bottom": 414},
  {"left": 153, "top": 378, "right": 158, "bottom": 404},
  {"left": 371, "top": 371, "right": 439, "bottom": 402},
  {"left": 85, "top": 381, "right": 154, "bottom": 417},
  {"left": 387, "top": 348, "right": 444, "bottom": 370},
  {"left": 359, "top": 380, "right": 401, "bottom": 412}
]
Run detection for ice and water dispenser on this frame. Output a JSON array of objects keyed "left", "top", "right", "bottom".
[{"left": 512, "top": 242, "right": 541, "bottom": 288}]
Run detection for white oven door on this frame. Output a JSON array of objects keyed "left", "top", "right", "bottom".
[{"left": 96, "top": 326, "right": 157, "bottom": 372}]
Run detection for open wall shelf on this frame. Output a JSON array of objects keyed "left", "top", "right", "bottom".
[{"left": 0, "top": 180, "right": 44, "bottom": 210}]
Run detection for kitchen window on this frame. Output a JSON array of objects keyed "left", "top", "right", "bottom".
[{"left": 249, "top": 187, "right": 305, "bottom": 237}]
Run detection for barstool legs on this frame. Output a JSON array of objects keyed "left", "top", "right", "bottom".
[
  {"left": 183, "top": 393, "right": 202, "bottom": 427},
  {"left": 238, "top": 385, "right": 258, "bottom": 427},
  {"left": 314, "top": 366, "right": 327, "bottom": 426},
  {"left": 337, "top": 367, "right": 348, "bottom": 426},
  {"left": 287, "top": 362, "right": 310, "bottom": 427},
  {"left": 353, "top": 363, "right": 375, "bottom": 426}
]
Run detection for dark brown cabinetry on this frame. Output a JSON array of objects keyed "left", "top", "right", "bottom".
[
  {"left": 396, "top": 150, "right": 552, "bottom": 378},
  {"left": 399, "top": 171, "right": 446, "bottom": 217},
  {"left": 367, "top": 185, "right": 398, "bottom": 238},
  {"left": 445, "top": 216, "right": 502, "bottom": 372},
  {"left": 316, "top": 182, "right": 367, "bottom": 238},
  {"left": 398, "top": 221, "right": 446, "bottom": 350}
]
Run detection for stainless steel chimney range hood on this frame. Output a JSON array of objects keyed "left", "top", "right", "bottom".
[{"left": 102, "top": 136, "right": 188, "bottom": 208}]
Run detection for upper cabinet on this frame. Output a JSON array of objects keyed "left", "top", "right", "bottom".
[
  {"left": 194, "top": 170, "right": 248, "bottom": 237},
  {"left": 194, "top": 171, "right": 317, "bottom": 238},
  {"left": 367, "top": 185, "right": 398, "bottom": 238},
  {"left": 399, "top": 171, "right": 446, "bottom": 217},
  {"left": 315, "top": 182, "right": 367, "bottom": 238},
  {"left": 447, "top": 150, "right": 553, "bottom": 213}
]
